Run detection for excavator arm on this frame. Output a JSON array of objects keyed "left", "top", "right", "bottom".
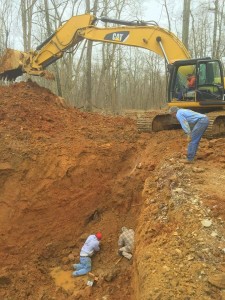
[
  {"left": 0, "top": 14, "right": 96, "bottom": 80},
  {"left": 0, "top": 13, "right": 190, "bottom": 80}
]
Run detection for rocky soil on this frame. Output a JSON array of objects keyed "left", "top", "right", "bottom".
[{"left": 0, "top": 80, "right": 225, "bottom": 300}]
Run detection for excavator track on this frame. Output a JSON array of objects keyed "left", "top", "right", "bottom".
[
  {"left": 137, "top": 110, "right": 225, "bottom": 139},
  {"left": 137, "top": 111, "right": 180, "bottom": 133},
  {"left": 203, "top": 111, "right": 225, "bottom": 138},
  {"left": 136, "top": 112, "right": 155, "bottom": 132}
]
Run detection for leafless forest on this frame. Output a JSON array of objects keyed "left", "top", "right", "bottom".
[{"left": 0, "top": 0, "right": 224, "bottom": 113}]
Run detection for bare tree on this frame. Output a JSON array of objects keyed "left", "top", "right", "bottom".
[
  {"left": 20, "top": 0, "right": 38, "bottom": 51},
  {"left": 85, "top": 0, "right": 92, "bottom": 111},
  {"left": 0, "top": 0, "right": 14, "bottom": 51},
  {"left": 182, "top": 0, "right": 191, "bottom": 50},
  {"left": 212, "top": 0, "right": 218, "bottom": 58},
  {"left": 43, "top": 0, "right": 62, "bottom": 96},
  {"left": 188, "top": 1, "right": 225, "bottom": 60},
  {"left": 209, "top": 0, "right": 225, "bottom": 59},
  {"left": 164, "top": 0, "right": 171, "bottom": 31},
  {"left": 215, "top": 0, "right": 225, "bottom": 58},
  {"left": 84, "top": 0, "right": 98, "bottom": 111}
]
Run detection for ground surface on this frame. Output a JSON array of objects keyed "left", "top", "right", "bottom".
[{"left": 0, "top": 81, "right": 225, "bottom": 300}]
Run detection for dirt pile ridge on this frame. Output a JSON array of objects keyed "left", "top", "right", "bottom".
[{"left": 0, "top": 80, "right": 225, "bottom": 300}]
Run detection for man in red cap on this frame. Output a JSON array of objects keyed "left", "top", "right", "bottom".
[{"left": 72, "top": 232, "right": 102, "bottom": 276}]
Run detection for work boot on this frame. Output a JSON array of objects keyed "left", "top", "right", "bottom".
[
  {"left": 72, "top": 271, "right": 79, "bottom": 277},
  {"left": 123, "top": 252, "right": 132, "bottom": 260},
  {"left": 185, "top": 160, "right": 194, "bottom": 164}
]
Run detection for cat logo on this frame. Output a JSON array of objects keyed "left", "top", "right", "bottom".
[
  {"left": 112, "top": 33, "right": 124, "bottom": 41},
  {"left": 104, "top": 31, "right": 129, "bottom": 43}
]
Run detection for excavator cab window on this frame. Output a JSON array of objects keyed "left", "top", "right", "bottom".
[
  {"left": 196, "top": 60, "right": 224, "bottom": 101},
  {"left": 171, "top": 64, "right": 196, "bottom": 101}
]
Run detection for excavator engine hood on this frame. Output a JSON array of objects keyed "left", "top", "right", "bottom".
[{"left": 0, "top": 48, "right": 25, "bottom": 80}]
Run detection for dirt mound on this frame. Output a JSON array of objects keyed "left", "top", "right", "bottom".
[{"left": 0, "top": 80, "right": 225, "bottom": 299}]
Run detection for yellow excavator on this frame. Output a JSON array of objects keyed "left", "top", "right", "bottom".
[{"left": 0, "top": 13, "right": 225, "bottom": 138}]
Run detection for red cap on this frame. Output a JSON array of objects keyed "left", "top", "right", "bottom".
[{"left": 96, "top": 232, "right": 102, "bottom": 240}]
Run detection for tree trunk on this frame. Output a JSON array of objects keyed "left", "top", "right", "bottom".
[
  {"left": 182, "top": 0, "right": 191, "bottom": 50},
  {"left": 0, "top": 0, "right": 12, "bottom": 50},
  {"left": 84, "top": 0, "right": 98, "bottom": 111},
  {"left": 20, "top": 0, "right": 37, "bottom": 51},
  {"left": 164, "top": 0, "right": 171, "bottom": 31},
  {"left": 43, "top": 0, "right": 62, "bottom": 96},
  {"left": 212, "top": 0, "right": 218, "bottom": 58},
  {"left": 21, "top": 0, "right": 28, "bottom": 51},
  {"left": 85, "top": 40, "right": 93, "bottom": 111}
]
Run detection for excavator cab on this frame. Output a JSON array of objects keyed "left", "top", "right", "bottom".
[
  {"left": 168, "top": 58, "right": 225, "bottom": 109},
  {"left": 148, "top": 58, "right": 225, "bottom": 137}
]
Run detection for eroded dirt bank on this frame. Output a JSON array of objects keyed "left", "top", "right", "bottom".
[
  {"left": 135, "top": 137, "right": 225, "bottom": 300},
  {"left": 0, "top": 81, "right": 225, "bottom": 300}
]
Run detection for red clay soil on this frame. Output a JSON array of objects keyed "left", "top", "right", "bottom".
[{"left": 0, "top": 80, "right": 225, "bottom": 300}]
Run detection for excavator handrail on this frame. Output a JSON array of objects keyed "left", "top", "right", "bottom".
[{"left": 98, "top": 16, "right": 158, "bottom": 27}]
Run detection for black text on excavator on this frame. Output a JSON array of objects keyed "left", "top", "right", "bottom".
[{"left": 0, "top": 14, "right": 225, "bottom": 138}]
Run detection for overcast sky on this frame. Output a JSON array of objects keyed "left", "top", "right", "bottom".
[
  {"left": 143, "top": 0, "right": 165, "bottom": 22},
  {"left": 141, "top": 1, "right": 205, "bottom": 26},
  {"left": 142, "top": 1, "right": 183, "bottom": 29}
]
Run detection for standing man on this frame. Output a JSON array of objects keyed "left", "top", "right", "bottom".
[
  {"left": 169, "top": 107, "right": 209, "bottom": 163},
  {"left": 72, "top": 232, "right": 102, "bottom": 276},
  {"left": 118, "top": 227, "right": 134, "bottom": 260}
]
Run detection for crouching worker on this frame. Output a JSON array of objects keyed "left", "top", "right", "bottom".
[
  {"left": 168, "top": 106, "right": 209, "bottom": 163},
  {"left": 118, "top": 227, "right": 134, "bottom": 260},
  {"left": 72, "top": 232, "right": 102, "bottom": 277}
]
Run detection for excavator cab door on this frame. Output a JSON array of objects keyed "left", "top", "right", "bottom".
[{"left": 196, "top": 59, "right": 224, "bottom": 102}]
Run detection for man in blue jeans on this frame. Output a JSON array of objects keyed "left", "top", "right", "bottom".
[
  {"left": 72, "top": 232, "right": 102, "bottom": 276},
  {"left": 169, "top": 107, "right": 209, "bottom": 163}
]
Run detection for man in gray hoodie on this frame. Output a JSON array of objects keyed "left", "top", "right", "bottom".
[{"left": 118, "top": 227, "right": 134, "bottom": 260}]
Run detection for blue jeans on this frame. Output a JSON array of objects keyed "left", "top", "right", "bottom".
[
  {"left": 72, "top": 256, "right": 91, "bottom": 276},
  {"left": 187, "top": 117, "right": 209, "bottom": 161}
]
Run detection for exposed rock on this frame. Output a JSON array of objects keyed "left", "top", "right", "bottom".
[
  {"left": 201, "top": 219, "right": 212, "bottom": 227},
  {"left": 0, "top": 275, "right": 11, "bottom": 286},
  {"left": 104, "top": 270, "right": 118, "bottom": 282},
  {"left": 0, "top": 162, "right": 13, "bottom": 170},
  {"left": 208, "top": 273, "right": 225, "bottom": 289},
  {"left": 192, "top": 167, "right": 205, "bottom": 173}
]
